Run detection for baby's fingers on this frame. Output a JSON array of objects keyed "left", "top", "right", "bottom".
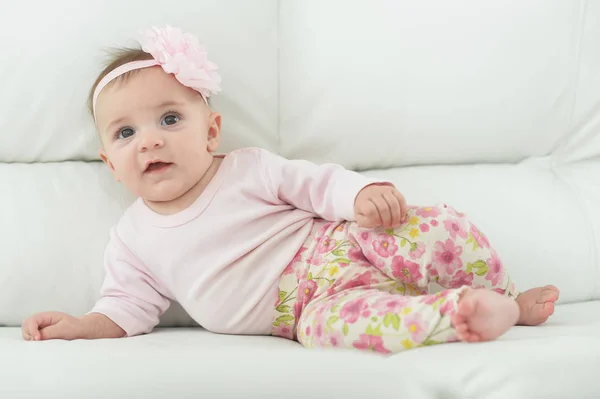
[
  {"left": 22, "top": 312, "right": 64, "bottom": 341},
  {"left": 383, "top": 193, "right": 401, "bottom": 227},
  {"left": 392, "top": 190, "right": 408, "bottom": 223},
  {"left": 21, "top": 319, "right": 41, "bottom": 341}
]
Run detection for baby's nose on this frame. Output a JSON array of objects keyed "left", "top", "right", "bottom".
[{"left": 139, "top": 129, "right": 164, "bottom": 151}]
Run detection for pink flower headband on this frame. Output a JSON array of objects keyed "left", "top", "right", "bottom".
[{"left": 92, "top": 25, "right": 221, "bottom": 118}]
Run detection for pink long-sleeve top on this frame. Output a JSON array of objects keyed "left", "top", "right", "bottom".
[{"left": 90, "top": 147, "right": 385, "bottom": 336}]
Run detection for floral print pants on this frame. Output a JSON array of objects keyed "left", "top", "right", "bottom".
[{"left": 271, "top": 204, "right": 519, "bottom": 354}]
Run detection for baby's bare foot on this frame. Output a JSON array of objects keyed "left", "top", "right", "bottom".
[
  {"left": 450, "top": 289, "right": 519, "bottom": 343},
  {"left": 515, "top": 285, "right": 559, "bottom": 326}
]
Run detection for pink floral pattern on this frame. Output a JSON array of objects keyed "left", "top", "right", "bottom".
[
  {"left": 273, "top": 323, "right": 294, "bottom": 340},
  {"left": 486, "top": 250, "right": 505, "bottom": 286},
  {"left": 409, "top": 242, "right": 426, "bottom": 260},
  {"left": 372, "top": 296, "right": 410, "bottom": 316},
  {"left": 449, "top": 270, "right": 474, "bottom": 288},
  {"left": 443, "top": 218, "right": 468, "bottom": 240},
  {"left": 372, "top": 234, "right": 398, "bottom": 257},
  {"left": 348, "top": 247, "right": 371, "bottom": 266},
  {"left": 433, "top": 239, "right": 464, "bottom": 275},
  {"left": 340, "top": 297, "right": 371, "bottom": 324},
  {"left": 282, "top": 247, "right": 307, "bottom": 275},
  {"left": 338, "top": 271, "right": 376, "bottom": 292},
  {"left": 317, "top": 237, "right": 337, "bottom": 253},
  {"left": 439, "top": 300, "right": 455, "bottom": 316},
  {"left": 469, "top": 224, "right": 490, "bottom": 249},
  {"left": 404, "top": 313, "right": 427, "bottom": 342},
  {"left": 416, "top": 206, "right": 441, "bottom": 218},
  {"left": 271, "top": 205, "right": 519, "bottom": 355},
  {"left": 391, "top": 256, "right": 423, "bottom": 284},
  {"left": 356, "top": 231, "right": 372, "bottom": 245},
  {"left": 353, "top": 334, "right": 391, "bottom": 354}
]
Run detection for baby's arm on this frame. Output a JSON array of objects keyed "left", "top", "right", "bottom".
[
  {"left": 21, "top": 229, "right": 170, "bottom": 341},
  {"left": 258, "top": 148, "right": 396, "bottom": 222}
]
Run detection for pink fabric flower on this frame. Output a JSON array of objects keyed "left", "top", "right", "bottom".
[
  {"left": 432, "top": 239, "right": 463, "bottom": 275},
  {"left": 340, "top": 297, "right": 371, "bottom": 324},
  {"left": 486, "top": 250, "right": 505, "bottom": 286},
  {"left": 443, "top": 218, "right": 468, "bottom": 240},
  {"left": 409, "top": 242, "right": 426, "bottom": 260},
  {"left": 372, "top": 234, "right": 398, "bottom": 257},
  {"left": 470, "top": 224, "right": 490, "bottom": 249},
  {"left": 430, "top": 219, "right": 439, "bottom": 227},
  {"left": 419, "top": 223, "right": 430, "bottom": 233},
  {"left": 416, "top": 206, "right": 441, "bottom": 218},
  {"left": 352, "top": 334, "right": 391, "bottom": 354},
  {"left": 404, "top": 313, "right": 427, "bottom": 342},
  {"left": 372, "top": 296, "right": 410, "bottom": 316},
  {"left": 449, "top": 270, "right": 474, "bottom": 288},
  {"left": 391, "top": 256, "right": 423, "bottom": 284},
  {"left": 137, "top": 25, "right": 221, "bottom": 98}
]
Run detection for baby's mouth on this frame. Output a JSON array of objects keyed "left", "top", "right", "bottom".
[{"left": 145, "top": 161, "right": 173, "bottom": 173}]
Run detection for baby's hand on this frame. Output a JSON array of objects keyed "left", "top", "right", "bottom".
[
  {"left": 21, "top": 311, "right": 83, "bottom": 341},
  {"left": 354, "top": 184, "right": 407, "bottom": 229}
]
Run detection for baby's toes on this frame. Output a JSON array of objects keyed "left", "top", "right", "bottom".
[
  {"left": 541, "top": 285, "right": 560, "bottom": 302},
  {"left": 465, "top": 332, "right": 481, "bottom": 343},
  {"left": 541, "top": 301, "right": 555, "bottom": 316},
  {"left": 451, "top": 315, "right": 471, "bottom": 341}
]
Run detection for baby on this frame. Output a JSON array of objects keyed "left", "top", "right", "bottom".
[{"left": 22, "top": 26, "right": 559, "bottom": 354}]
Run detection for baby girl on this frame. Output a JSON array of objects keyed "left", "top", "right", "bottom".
[{"left": 22, "top": 26, "right": 559, "bottom": 354}]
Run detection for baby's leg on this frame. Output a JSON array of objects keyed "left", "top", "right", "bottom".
[
  {"left": 296, "top": 287, "right": 519, "bottom": 353},
  {"left": 349, "top": 204, "right": 559, "bottom": 325}
]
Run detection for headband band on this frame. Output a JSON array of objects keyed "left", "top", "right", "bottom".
[{"left": 92, "top": 25, "right": 221, "bottom": 120}]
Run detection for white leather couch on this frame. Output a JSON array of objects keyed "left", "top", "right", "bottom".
[{"left": 1, "top": 1, "right": 599, "bottom": 398}]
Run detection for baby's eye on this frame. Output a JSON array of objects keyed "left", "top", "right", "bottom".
[
  {"left": 161, "top": 114, "right": 180, "bottom": 126},
  {"left": 118, "top": 128, "right": 135, "bottom": 140}
]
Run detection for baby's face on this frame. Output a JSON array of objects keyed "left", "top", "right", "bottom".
[{"left": 95, "top": 67, "right": 221, "bottom": 206}]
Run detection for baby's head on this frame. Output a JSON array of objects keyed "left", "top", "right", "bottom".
[{"left": 90, "top": 26, "right": 222, "bottom": 209}]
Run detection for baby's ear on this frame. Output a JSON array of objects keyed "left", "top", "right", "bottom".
[
  {"left": 99, "top": 149, "right": 120, "bottom": 182},
  {"left": 207, "top": 112, "right": 222, "bottom": 152}
]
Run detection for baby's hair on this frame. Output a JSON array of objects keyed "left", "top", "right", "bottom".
[{"left": 87, "top": 47, "right": 154, "bottom": 117}]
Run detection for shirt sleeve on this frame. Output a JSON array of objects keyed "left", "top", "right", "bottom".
[
  {"left": 257, "top": 148, "right": 393, "bottom": 221},
  {"left": 88, "top": 228, "right": 171, "bottom": 337}
]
